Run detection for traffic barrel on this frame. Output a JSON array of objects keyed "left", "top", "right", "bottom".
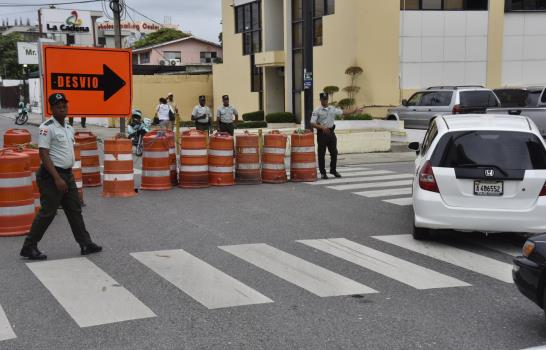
[
  {"left": 73, "top": 143, "right": 84, "bottom": 204},
  {"left": 290, "top": 130, "right": 317, "bottom": 182},
  {"left": 166, "top": 131, "right": 178, "bottom": 186},
  {"left": 17, "top": 148, "right": 41, "bottom": 212},
  {"left": 3, "top": 128, "right": 31, "bottom": 147},
  {"left": 140, "top": 132, "right": 172, "bottom": 191},
  {"left": 235, "top": 131, "right": 261, "bottom": 185},
  {"left": 0, "top": 150, "right": 34, "bottom": 237},
  {"left": 209, "top": 132, "right": 234, "bottom": 186},
  {"left": 262, "top": 130, "right": 287, "bottom": 184},
  {"left": 179, "top": 130, "right": 209, "bottom": 189},
  {"left": 74, "top": 132, "right": 101, "bottom": 187},
  {"left": 102, "top": 138, "right": 136, "bottom": 197}
]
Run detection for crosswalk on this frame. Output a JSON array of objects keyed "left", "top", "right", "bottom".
[
  {"left": 304, "top": 166, "right": 415, "bottom": 206},
  {"left": 0, "top": 234, "right": 521, "bottom": 342}
]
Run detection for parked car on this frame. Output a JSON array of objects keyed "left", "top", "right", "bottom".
[
  {"left": 513, "top": 235, "right": 546, "bottom": 319},
  {"left": 488, "top": 86, "right": 546, "bottom": 137},
  {"left": 409, "top": 114, "right": 546, "bottom": 240},
  {"left": 387, "top": 86, "right": 500, "bottom": 129}
]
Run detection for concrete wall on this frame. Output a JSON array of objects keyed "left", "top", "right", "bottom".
[
  {"left": 132, "top": 74, "right": 213, "bottom": 120},
  {"left": 213, "top": 0, "right": 260, "bottom": 118},
  {"left": 264, "top": 67, "right": 285, "bottom": 114}
]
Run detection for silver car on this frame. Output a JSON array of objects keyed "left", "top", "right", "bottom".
[{"left": 387, "top": 86, "right": 500, "bottom": 129}]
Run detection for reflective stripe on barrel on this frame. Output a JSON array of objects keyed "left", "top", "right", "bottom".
[
  {"left": 141, "top": 132, "right": 172, "bottom": 191},
  {"left": 262, "top": 131, "right": 287, "bottom": 184},
  {"left": 75, "top": 132, "right": 101, "bottom": 187},
  {"left": 102, "top": 138, "right": 136, "bottom": 197},
  {"left": 179, "top": 130, "right": 209, "bottom": 189},
  {"left": 290, "top": 131, "right": 317, "bottom": 182},
  {"left": 209, "top": 133, "right": 234, "bottom": 186}
]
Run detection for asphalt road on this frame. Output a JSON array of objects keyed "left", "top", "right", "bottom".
[{"left": 0, "top": 117, "right": 544, "bottom": 350}]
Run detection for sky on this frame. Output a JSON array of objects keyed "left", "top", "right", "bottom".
[{"left": 0, "top": 0, "right": 222, "bottom": 43}]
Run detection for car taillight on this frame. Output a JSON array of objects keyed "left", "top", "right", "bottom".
[
  {"left": 452, "top": 104, "right": 462, "bottom": 114},
  {"left": 539, "top": 182, "right": 546, "bottom": 196},
  {"left": 419, "top": 161, "right": 439, "bottom": 193}
]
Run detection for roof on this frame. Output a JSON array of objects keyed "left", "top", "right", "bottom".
[
  {"left": 132, "top": 36, "right": 221, "bottom": 53},
  {"left": 439, "top": 114, "right": 536, "bottom": 133}
]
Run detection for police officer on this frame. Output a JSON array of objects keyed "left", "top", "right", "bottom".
[
  {"left": 192, "top": 95, "right": 212, "bottom": 132},
  {"left": 19, "top": 93, "right": 102, "bottom": 260},
  {"left": 311, "top": 92, "right": 343, "bottom": 180},
  {"left": 216, "top": 95, "right": 239, "bottom": 136}
]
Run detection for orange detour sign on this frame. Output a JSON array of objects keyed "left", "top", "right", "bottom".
[{"left": 42, "top": 45, "right": 132, "bottom": 116}]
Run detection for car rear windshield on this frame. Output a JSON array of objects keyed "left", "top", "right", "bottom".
[
  {"left": 494, "top": 89, "right": 541, "bottom": 108},
  {"left": 459, "top": 91, "right": 499, "bottom": 107},
  {"left": 431, "top": 131, "right": 546, "bottom": 170}
]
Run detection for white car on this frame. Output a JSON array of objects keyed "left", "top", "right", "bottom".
[{"left": 409, "top": 114, "right": 546, "bottom": 240}]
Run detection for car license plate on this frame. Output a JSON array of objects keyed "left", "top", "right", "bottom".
[{"left": 474, "top": 181, "right": 504, "bottom": 196}]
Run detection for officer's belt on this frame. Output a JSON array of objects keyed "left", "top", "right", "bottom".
[{"left": 54, "top": 166, "right": 72, "bottom": 174}]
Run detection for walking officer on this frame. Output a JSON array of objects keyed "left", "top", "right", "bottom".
[
  {"left": 310, "top": 92, "right": 343, "bottom": 180},
  {"left": 19, "top": 93, "right": 102, "bottom": 260},
  {"left": 216, "top": 95, "right": 239, "bottom": 136},
  {"left": 192, "top": 95, "right": 212, "bottom": 133}
]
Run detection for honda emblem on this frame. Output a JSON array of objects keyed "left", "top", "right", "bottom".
[{"left": 485, "top": 169, "right": 495, "bottom": 177}]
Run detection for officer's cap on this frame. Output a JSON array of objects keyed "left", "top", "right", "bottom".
[
  {"left": 319, "top": 92, "right": 329, "bottom": 100},
  {"left": 49, "top": 93, "right": 69, "bottom": 106},
  {"left": 199, "top": 95, "right": 206, "bottom": 101},
  {"left": 222, "top": 95, "right": 229, "bottom": 100}
]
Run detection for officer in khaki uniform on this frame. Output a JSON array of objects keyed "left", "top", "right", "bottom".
[
  {"left": 20, "top": 93, "right": 102, "bottom": 260},
  {"left": 311, "top": 92, "right": 343, "bottom": 179},
  {"left": 216, "top": 95, "right": 239, "bottom": 136},
  {"left": 192, "top": 95, "right": 212, "bottom": 133}
]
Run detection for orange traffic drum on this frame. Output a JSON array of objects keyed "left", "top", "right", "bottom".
[
  {"left": 73, "top": 143, "right": 84, "bottom": 204},
  {"left": 74, "top": 132, "right": 101, "bottom": 187},
  {"left": 262, "top": 131, "right": 287, "bottom": 184},
  {"left": 3, "top": 128, "right": 31, "bottom": 147},
  {"left": 102, "top": 138, "right": 136, "bottom": 197},
  {"left": 209, "top": 132, "right": 234, "bottom": 186},
  {"left": 179, "top": 130, "right": 209, "bottom": 189},
  {"left": 290, "top": 130, "right": 317, "bottom": 182},
  {"left": 141, "top": 132, "right": 172, "bottom": 191},
  {"left": 236, "top": 132, "right": 261, "bottom": 185}
]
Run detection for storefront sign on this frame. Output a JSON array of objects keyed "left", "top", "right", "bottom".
[{"left": 41, "top": 9, "right": 92, "bottom": 34}]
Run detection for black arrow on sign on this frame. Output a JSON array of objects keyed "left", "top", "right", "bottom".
[{"left": 51, "top": 64, "right": 126, "bottom": 101}]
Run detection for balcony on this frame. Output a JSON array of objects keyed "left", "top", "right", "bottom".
[{"left": 254, "top": 51, "right": 285, "bottom": 67}]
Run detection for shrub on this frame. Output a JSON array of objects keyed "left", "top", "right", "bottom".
[
  {"left": 237, "top": 121, "right": 267, "bottom": 129},
  {"left": 266, "top": 112, "right": 296, "bottom": 123},
  {"left": 242, "top": 111, "right": 265, "bottom": 122},
  {"left": 337, "top": 98, "right": 355, "bottom": 110},
  {"left": 343, "top": 114, "right": 373, "bottom": 120}
]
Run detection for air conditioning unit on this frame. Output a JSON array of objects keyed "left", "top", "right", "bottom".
[
  {"left": 169, "top": 59, "right": 181, "bottom": 66},
  {"left": 159, "top": 59, "right": 169, "bottom": 66}
]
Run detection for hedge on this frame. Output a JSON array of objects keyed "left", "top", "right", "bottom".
[
  {"left": 343, "top": 114, "right": 373, "bottom": 120},
  {"left": 242, "top": 111, "right": 265, "bottom": 122},
  {"left": 237, "top": 121, "right": 267, "bottom": 129},
  {"left": 266, "top": 112, "right": 296, "bottom": 123}
]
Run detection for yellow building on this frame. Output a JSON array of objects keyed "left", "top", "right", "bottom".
[{"left": 214, "top": 0, "right": 546, "bottom": 125}]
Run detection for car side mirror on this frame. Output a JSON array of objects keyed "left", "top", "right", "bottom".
[
  {"left": 408, "top": 142, "right": 420, "bottom": 153},
  {"left": 402, "top": 99, "right": 408, "bottom": 107}
]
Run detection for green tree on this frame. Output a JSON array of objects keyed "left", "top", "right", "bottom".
[
  {"left": 323, "top": 85, "right": 339, "bottom": 104},
  {"left": 132, "top": 28, "right": 191, "bottom": 49},
  {"left": 0, "top": 33, "right": 27, "bottom": 79}
]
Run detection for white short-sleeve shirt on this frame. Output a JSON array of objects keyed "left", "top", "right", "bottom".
[{"left": 38, "top": 118, "right": 75, "bottom": 169}]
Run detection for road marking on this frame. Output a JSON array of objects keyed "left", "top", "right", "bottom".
[
  {"left": 131, "top": 249, "right": 273, "bottom": 309},
  {"left": 334, "top": 170, "right": 395, "bottom": 178},
  {"left": 26, "top": 258, "right": 156, "bottom": 328},
  {"left": 353, "top": 188, "right": 412, "bottom": 198},
  {"left": 0, "top": 304, "right": 16, "bottom": 341},
  {"left": 462, "top": 238, "right": 522, "bottom": 257},
  {"left": 305, "top": 171, "right": 395, "bottom": 185},
  {"left": 383, "top": 197, "right": 413, "bottom": 206},
  {"left": 307, "top": 174, "right": 413, "bottom": 186},
  {"left": 298, "top": 238, "right": 469, "bottom": 289},
  {"left": 373, "top": 235, "right": 513, "bottom": 283},
  {"left": 327, "top": 180, "right": 413, "bottom": 191},
  {"left": 219, "top": 243, "right": 377, "bottom": 297}
]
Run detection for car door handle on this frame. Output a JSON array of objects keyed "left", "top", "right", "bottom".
[
  {"left": 411, "top": 109, "right": 417, "bottom": 112},
  {"left": 508, "top": 110, "right": 522, "bottom": 115},
  {"left": 427, "top": 109, "right": 432, "bottom": 112}
]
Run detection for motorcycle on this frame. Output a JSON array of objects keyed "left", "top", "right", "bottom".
[
  {"left": 127, "top": 111, "right": 151, "bottom": 157},
  {"left": 15, "top": 102, "right": 30, "bottom": 125}
]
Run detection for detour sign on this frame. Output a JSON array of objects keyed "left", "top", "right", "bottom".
[{"left": 43, "top": 45, "right": 132, "bottom": 116}]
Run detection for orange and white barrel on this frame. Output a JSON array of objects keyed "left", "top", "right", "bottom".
[
  {"left": 0, "top": 151, "right": 34, "bottom": 237},
  {"left": 236, "top": 132, "right": 261, "bottom": 185},
  {"left": 209, "top": 132, "right": 234, "bottom": 186},
  {"left": 179, "top": 130, "right": 209, "bottom": 189},
  {"left": 18, "top": 148, "right": 41, "bottom": 212},
  {"left": 3, "top": 128, "right": 31, "bottom": 147},
  {"left": 166, "top": 131, "right": 178, "bottom": 186},
  {"left": 141, "top": 133, "right": 172, "bottom": 191},
  {"left": 290, "top": 131, "right": 317, "bottom": 182},
  {"left": 102, "top": 138, "right": 136, "bottom": 197},
  {"left": 262, "top": 131, "right": 287, "bottom": 184},
  {"left": 75, "top": 132, "right": 101, "bottom": 187},
  {"left": 73, "top": 143, "right": 84, "bottom": 204}
]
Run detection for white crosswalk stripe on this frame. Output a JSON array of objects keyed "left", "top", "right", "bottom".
[
  {"left": 307, "top": 173, "right": 413, "bottom": 186},
  {"left": 26, "top": 258, "right": 156, "bottom": 328},
  {"left": 353, "top": 187, "right": 412, "bottom": 198},
  {"left": 219, "top": 243, "right": 378, "bottom": 297},
  {"left": 327, "top": 179, "right": 413, "bottom": 191},
  {"left": 383, "top": 197, "right": 413, "bottom": 206},
  {"left": 305, "top": 171, "right": 394, "bottom": 185},
  {"left": 0, "top": 304, "right": 16, "bottom": 341},
  {"left": 373, "top": 235, "right": 514, "bottom": 283},
  {"left": 131, "top": 249, "right": 273, "bottom": 309},
  {"left": 298, "top": 238, "right": 470, "bottom": 289}
]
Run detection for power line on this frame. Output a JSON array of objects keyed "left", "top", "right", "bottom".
[
  {"left": 123, "top": 2, "right": 161, "bottom": 26},
  {"left": 0, "top": 0, "right": 101, "bottom": 6}
]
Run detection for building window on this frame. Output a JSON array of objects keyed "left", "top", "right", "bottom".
[
  {"left": 505, "top": 0, "right": 546, "bottom": 11},
  {"left": 163, "top": 51, "right": 181, "bottom": 61},
  {"left": 250, "top": 55, "right": 263, "bottom": 93},
  {"left": 139, "top": 52, "right": 150, "bottom": 64},
  {"left": 97, "top": 36, "right": 106, "bottom": 47},
  {"left": 312, "top": 0, "right": 334, "bottom": 47},
  {"left": 132, "top": 54, "right": 138, "bottom": 65},
  {"left": 235, "top": 1, "right": 262, "bottom": 55},
  {"left": 400, "top": 0, "right": 488, "bottom": 10},
  {"left": 66, "top": 34, "right": 75, "bottom": 45},
  {"left": 200, "top": 51, "right": 218, "bottom": 63}
]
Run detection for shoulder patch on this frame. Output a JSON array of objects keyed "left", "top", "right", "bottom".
[{"left": 44, "top": 119, "right": 54, "bottom": 126}]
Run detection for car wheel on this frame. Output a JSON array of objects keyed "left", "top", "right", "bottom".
[
  {"left": 387, "top": 115, "right": 397, "bottom": 121},
  {"left": 413, "top": 225, "right": 430, "bottom": 240}
]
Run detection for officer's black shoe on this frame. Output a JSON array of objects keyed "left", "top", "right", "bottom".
[
  {"left": 330, "top": 171, "right": 342, "bottom": 178},
  {"left": 20, "top": 246, "right": 47, "bottom": 260},
  {"left": 80, "top": 243, "right": 102, "bottom": 255},
  {"left": 320, "top": 173, "right": 329, "bottom": 180}
]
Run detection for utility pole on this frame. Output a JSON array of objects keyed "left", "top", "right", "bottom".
[{"left": 111, "top": 0, "right": 125, "bottom": 135}]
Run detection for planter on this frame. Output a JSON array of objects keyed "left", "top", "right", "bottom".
[
  {"left": 267, "top": 123, "right": 299, "bottom": 129},
  {"left": 334, "top": 120, "right": 404, "bottom": 131}
]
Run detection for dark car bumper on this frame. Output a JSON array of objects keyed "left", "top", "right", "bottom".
[{"left": 513, "top": 256, "right": 544, "bottom": 308}]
